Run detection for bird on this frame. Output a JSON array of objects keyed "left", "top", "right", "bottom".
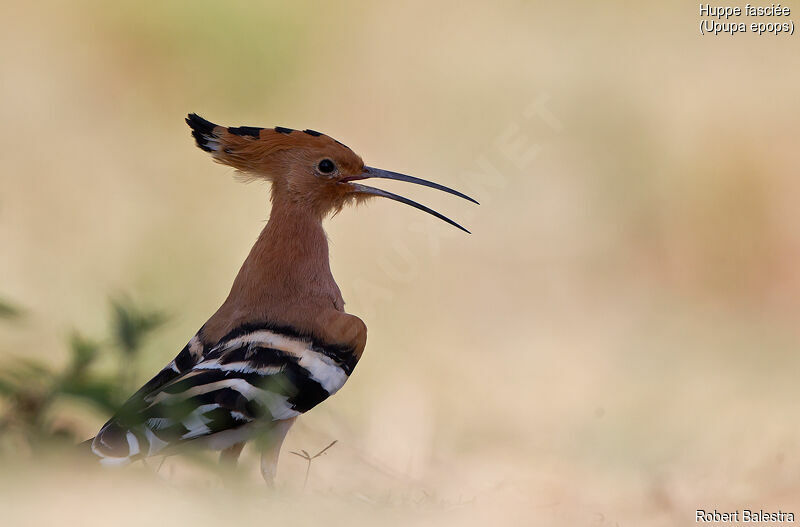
[{"left": 86, "top": 113, "right": 477, "bottom": 485}]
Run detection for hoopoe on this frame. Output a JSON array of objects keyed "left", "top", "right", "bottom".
[{"left": 87, "top": 114, "right": 476, "bottom": 485}]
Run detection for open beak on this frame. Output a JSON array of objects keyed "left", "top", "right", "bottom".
[{"left": 346, "top": 166, "right": 479, "bottom": 234}]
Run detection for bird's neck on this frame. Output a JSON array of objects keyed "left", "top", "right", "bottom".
[
  {"left": 204, "top": 197, "right": 344, "bottom": 342},
  {"left": 237, "top": 198, "right": 341, "bottom": 304}
]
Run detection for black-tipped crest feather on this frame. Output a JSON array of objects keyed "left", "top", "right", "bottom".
[{"left": 186, "top": 113, "right": 218, "bottom": 152}]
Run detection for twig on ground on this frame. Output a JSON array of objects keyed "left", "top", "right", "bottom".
[{"left": 290, "top": 439, "right": 338, "bottom": 491}]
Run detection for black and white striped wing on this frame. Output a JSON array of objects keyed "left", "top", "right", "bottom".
[{"left": 90, "top": 327, "right": 356, "bottom": 465}]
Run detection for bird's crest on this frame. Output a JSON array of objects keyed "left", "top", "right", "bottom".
[{"left": 185, "top": 113, "right": 363, "bottom": 178}]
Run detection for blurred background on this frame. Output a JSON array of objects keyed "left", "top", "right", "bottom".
[{"left": 2, "top": 1, "right": 800, "bottom": 525}]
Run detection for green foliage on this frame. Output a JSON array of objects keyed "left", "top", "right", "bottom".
[
  {"left": 0, "top": 298, "right": 23, "bottom": 321},
  {"left": 0, "top": 297, "right": 167, "bottom": 455},
  {"left": 110, "top": 297, "right": 167, "bottom": 391},
  {"left": 110, "top": 297, "right": 167, "bottom": 357}
]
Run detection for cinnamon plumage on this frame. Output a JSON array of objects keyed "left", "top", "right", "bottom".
[{"left": 87, "top": 114, "right": 476, "bottom": 485}]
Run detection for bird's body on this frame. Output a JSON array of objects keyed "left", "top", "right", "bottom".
[{"left": 88, "top": 114, "right": 475, "bottom": 484}]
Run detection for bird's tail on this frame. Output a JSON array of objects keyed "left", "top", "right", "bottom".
[{"left": 87, "top": 421, "right": 144, "bottom": 466}]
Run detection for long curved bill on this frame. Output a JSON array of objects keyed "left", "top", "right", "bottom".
[{"left": 348, "top": 166, "right": 478, "bottom": 234}]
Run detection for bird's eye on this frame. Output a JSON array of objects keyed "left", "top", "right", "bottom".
[{"left": 317, "top": 159, "right": 336, "bottom": 174}]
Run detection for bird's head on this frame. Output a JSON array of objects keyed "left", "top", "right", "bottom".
[{"left": 186, "top": 114, "right": 477, "bottom": 232}]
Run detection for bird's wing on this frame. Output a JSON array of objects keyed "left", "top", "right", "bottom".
[
  {"left": 101, "top": 334, "right": 206, "bottom": 426},
  {"left": 90, "top": 325, "right": 357, "bottom": 465}
]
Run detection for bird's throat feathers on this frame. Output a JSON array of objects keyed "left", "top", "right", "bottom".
[
  {"left": 238, "top": 197, "right": 341, "bottom": 307},
  {"left": 201, "top": 196, "right": 346, "bottom": 345}
]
